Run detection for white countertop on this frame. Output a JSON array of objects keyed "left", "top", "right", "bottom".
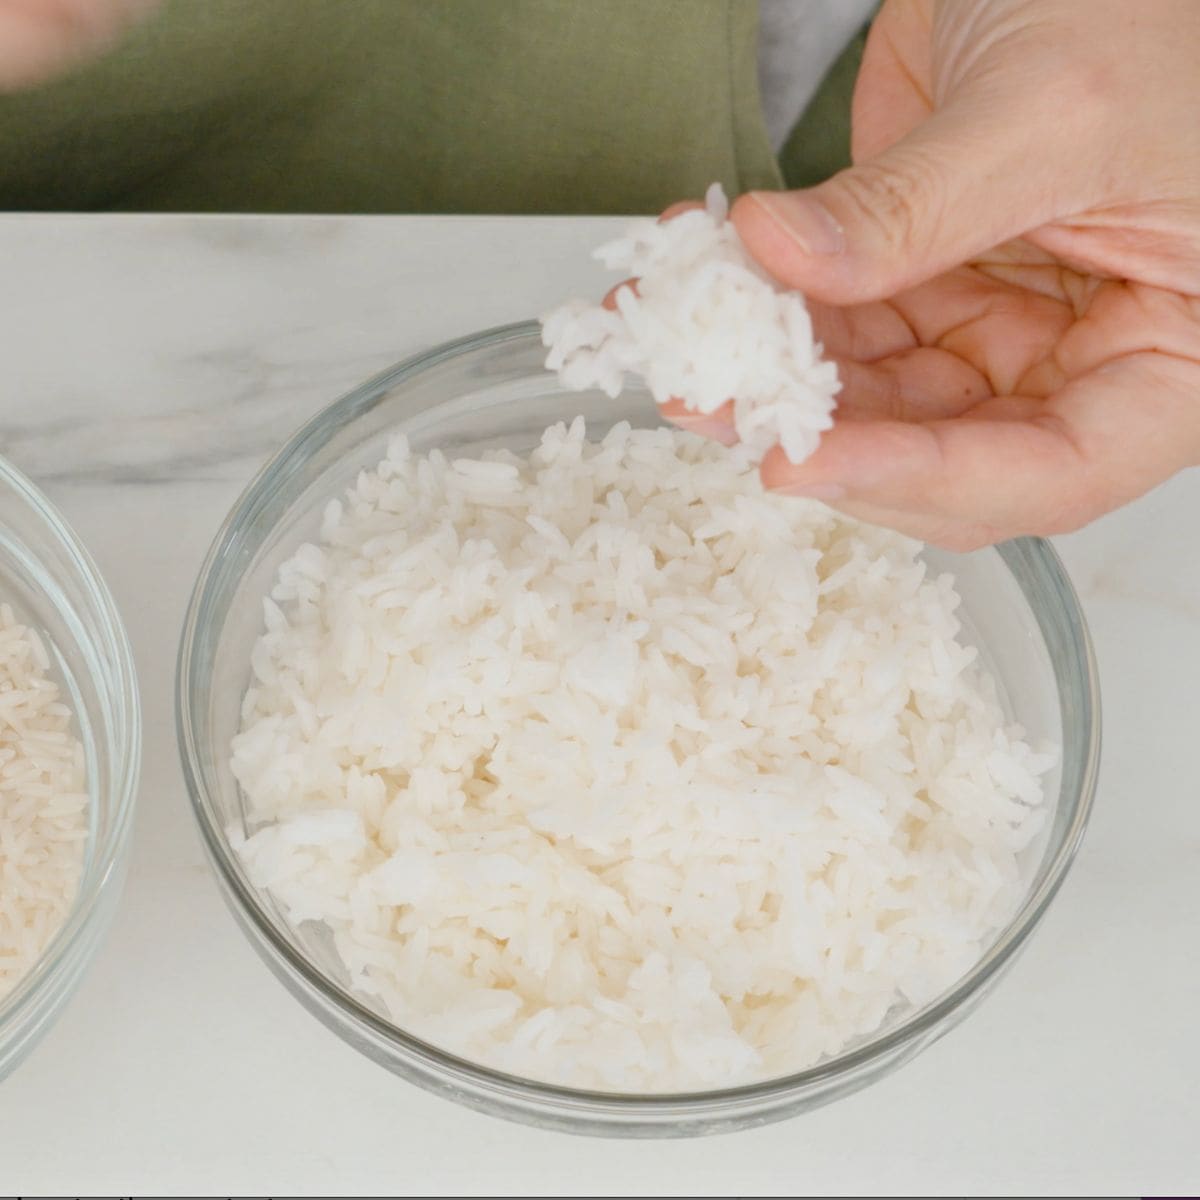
[{"left": 0, "top": 213, "right": 1196, "bottom": 1197}]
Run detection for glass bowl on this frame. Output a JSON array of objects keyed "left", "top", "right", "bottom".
[
  {"left": 0, "top": 456, "right": 140, "bottom": 1079},
  {"left": 177, "top": 322, "right": 1100, "bottom": 1136}
]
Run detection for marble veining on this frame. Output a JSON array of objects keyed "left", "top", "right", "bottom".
[{"left": 0, "top": 213, "right": 617, "bottom": 485}]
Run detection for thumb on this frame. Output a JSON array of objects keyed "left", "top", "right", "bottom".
[{"left": 733, "top": 103, "right": 1088, "bottom": 306}]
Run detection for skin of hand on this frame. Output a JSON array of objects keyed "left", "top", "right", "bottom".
[
  {"left": 0, "top": 0, "right": 157, "bottom": 91},
  {"left": 670, "top": 0, "right": 1200, "bottom": 550}
]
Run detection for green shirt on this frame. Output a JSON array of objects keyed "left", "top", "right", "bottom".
[{"left": 0, "top": 0, "right": 863, "bottom": 213}]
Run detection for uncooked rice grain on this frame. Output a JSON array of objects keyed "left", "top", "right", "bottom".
[{"left": 0, "top": 603, "right": 88, "bottom": 1001}]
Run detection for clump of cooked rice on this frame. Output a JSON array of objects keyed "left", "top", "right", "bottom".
[
  {"left": 0, "top": 603, "right": 87, "bottom": 1001},
  {"left": 230, "top": 421, "right": 1053, "bottom": 1092},
  {"left": 541, "top": 184, "right": 841, "bottom": 463}
]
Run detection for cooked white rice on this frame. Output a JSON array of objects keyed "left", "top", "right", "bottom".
[
  {"left": 0, "top": 603, "right": 88, "bottom": 1001},
  {"left": 230, "top": 422, "right": 1053, "bottom": 1092},
  {"left": 541, "top": 184, "right": 841, "bottom": 463}
]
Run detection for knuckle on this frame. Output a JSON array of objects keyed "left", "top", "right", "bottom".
[{"left": 831, "top": 155, "right": 941, "bottom": 258}]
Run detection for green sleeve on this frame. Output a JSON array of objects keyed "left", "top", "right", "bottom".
[{"left": 0, "top": 0, "right": 781, "bottom": 214}]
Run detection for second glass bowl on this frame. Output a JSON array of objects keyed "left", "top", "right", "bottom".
[{"left": 0, "top": 455, "right": 140, "bottom": 1080}]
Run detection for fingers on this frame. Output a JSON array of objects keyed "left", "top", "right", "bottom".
[
  {"left": 0, "top": 0, "right": 158, "bottom": 90},
  {"left": 631, "top": 335, "right": 993, "bottom": 450},
  {"left": 835, "top": 349, "right": 992, "bottom": 423},
  {"left": 729, "top": 72, "right": 1099, "bottom": 307},
  {"left": 653, "top": 195, "right": 922, "bottom": 362},
  {"left": 806, "top": 297, "right": 918, "bottom": 362},
  {"left": 761, "top": 351, "right": 1200, "bottom": 542},
  {"left": 614, "top": 197, "right": 994, "bottom": 461},
  {"left": 887, "top": 269, "right": 1074, "bottom": 396},
  {"left": 653, "top": 346, "right": 991, "bottom": 456}
]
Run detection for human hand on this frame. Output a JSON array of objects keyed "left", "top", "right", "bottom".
[
  {"left": 700, "top": 0, "right": 1200, "bottom": 549},
  {"left": 0, "top": 0, "right": 157, "bottom": 90}
]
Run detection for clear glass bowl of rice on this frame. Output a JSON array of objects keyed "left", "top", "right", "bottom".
[
  {"left": 0, "top": 455, "right": 140, "bottom": 1079},
  {"left": 178, "top": 322, "right": 1100, "bottom": 1137}
]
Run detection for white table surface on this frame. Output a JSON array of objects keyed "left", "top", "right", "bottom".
[{"left": 0, "top": 213, "right": 1196, "bottom": 1198}]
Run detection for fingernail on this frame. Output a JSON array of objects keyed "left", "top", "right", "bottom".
[
  {"left": 776, "top": 481, "right": 846, "bottom": 501},
  {"left": 751, "top": 192, "right": 845, "bottom": 256}
]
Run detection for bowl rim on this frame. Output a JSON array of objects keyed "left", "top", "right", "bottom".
[
  {"left": 176, "top": 320, "right": 1102, "bottom": 1109},
  {"left": 0, "top": 453, "right": 142, "bottom": 1030}
]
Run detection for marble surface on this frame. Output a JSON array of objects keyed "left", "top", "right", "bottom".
[{"left": 1, "top": 213, "right": 1197, "bottom": 1196}]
